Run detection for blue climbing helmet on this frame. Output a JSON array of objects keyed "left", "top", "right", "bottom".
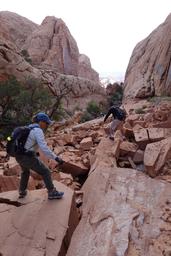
[{"left": 35, "top": 112, "right": 53, "bottom": 124}]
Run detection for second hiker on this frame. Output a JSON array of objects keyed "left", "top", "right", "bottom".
[{"left": 104, "top": 105, "right": 126, "bottom": 140}]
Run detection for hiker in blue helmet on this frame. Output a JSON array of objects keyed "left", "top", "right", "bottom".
[
  {"left": 35, "top": 112, "right": 53, "bottom": 125},
  {"left": 16, "top": 112, "right": 64, "bottom": 200}
]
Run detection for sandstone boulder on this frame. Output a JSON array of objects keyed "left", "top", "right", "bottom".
[
  {"left": 144, "top": 138, "right": 171, "bottom": 177},
  {"left": 80, "top": 137, "right": 93, "bottom": 150}
]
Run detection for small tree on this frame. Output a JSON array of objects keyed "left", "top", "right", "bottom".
[
  {"left": 0, "top": 76, "right": 53, "bottom": 136},
  {"left": 80, "top": 101, "right": 101, "bottom": 123}
]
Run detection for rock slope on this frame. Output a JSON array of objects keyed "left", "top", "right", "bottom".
[{"left": 124, "top": 13, "right": 171, "bottom": 99}]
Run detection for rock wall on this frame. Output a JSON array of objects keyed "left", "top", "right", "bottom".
[
  {"left": 124, "top": 13, "right": 171, "bottom": 99},
  {"left": 0, "top": 11, "right": 38, "bottom": 48},
  {"left": 78, "top": 54, "right": 99, "bottom": 82},
  {"left": 0, "top": 11, "right": 103, "bottom": 110},
  {"left": 0, "top": 11, "right": 99, "bottom": 82},
  {"left": 23, "top": 16, "right": 80, "bottom": 76}
]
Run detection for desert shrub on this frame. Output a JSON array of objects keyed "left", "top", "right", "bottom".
[
  {"left": 80, "top": 101, "right": 102, "bottom": 123},
  {"left": 0, "top": 76, "right": 59, "bottom": 137}
]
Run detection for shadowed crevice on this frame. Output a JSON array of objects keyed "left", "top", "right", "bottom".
[{"left": 0, "top": 198, "right": 23, "bottom": 207}]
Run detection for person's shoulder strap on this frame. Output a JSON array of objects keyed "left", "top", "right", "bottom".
[{"left": 28, "top": 124, "right": 40, "bottom": 130}]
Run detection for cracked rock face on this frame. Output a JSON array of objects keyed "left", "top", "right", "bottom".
[
  {"left": 0, "top": 181, "right": 79, "bottom": 256},
  {"left": 67, "top": 138, "right": 171, "bottom": 256},
  {"left": 67, "top": 167, "right": 171, "bottom": 256},
  {"left": 124, "top": 13, "right": 171, "bottom": 99}
]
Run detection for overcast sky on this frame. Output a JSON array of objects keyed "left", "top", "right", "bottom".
[{"left": 0, "top": 0, "right": 170, "bottom": 78}]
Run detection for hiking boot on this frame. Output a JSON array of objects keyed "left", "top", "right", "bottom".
[
  {"left": 48, "top": 188, "right": 64, "bottom": 200},
  {"left": 19, "top": 190, "right": 27, "bottom": 198}
]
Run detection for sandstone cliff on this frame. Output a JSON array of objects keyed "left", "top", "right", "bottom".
[
  {"left": 0, "top": 11, "right": 38, "bottom": 48},
  {"left": 124, "top": 13, "right": 171, "bottom": 99},
  {"left": 0, "top": 11, "right": 104, "bottom": 111}
]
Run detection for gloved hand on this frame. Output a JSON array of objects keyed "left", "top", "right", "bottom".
[{"left": 55, "top": 156, "right": 64, "bottom": 165}]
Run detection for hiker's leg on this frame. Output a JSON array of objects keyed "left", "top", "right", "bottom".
[
  {"left": 19, "top": 165, "right": 30, "bottom": 192},
  {"left": 30, "top": 157, "right": 64, "bottom": 199},
  {"left": 110, "top": 119, "right": 117, "bottom": 137},
  {"left": 110, "top": 120, "right": 121, "bottom": 137},
  {"left": 16, "top": 155, "right": 54, "bottom": 191},
  {"left": 28, "top": 156, "right": 54, "bottom": 191}
]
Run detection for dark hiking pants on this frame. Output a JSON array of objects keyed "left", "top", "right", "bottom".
[{"left": 16, "top": 154, "right": 54, "bottom": 192}]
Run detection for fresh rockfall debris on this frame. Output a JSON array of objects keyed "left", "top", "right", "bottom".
[{"left": 1, "top": 100, "right": 171, "bottom": 255}]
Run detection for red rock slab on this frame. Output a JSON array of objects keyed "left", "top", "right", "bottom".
[
  {"left": 147, "top": 128, "right": 165, "bottom": 142},
  {"left": 144, "top": 138, "right": 171, "bottom": 177},
  {"left": 67, "top": 166, "right": 171, "bottom": 256},
  {"left": 59, "top": 161, "right": 89, "bottom": 177},
  {"left": 0, "top": 181, "right": 79, "bottom": 256}
]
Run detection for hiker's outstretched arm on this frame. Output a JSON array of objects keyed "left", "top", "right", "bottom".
[
  {"left": 34, "top": 128, "right": 57, "bottom": 160},
  {"left": 104, "top": 108, "right": 112, "bottom": 122}
]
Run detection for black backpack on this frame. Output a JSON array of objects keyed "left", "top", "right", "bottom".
[
  {"left": 115, "top": 107, "right": 126, "bottom": 121},
  {"left": 6, "top": 126, "right": 33, "bottom": 157}
]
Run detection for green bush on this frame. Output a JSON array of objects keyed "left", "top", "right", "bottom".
[
  {"left": 80, "top": 111, "right": 93, "bottom": 123},
  {"left": 80, "top": 101, "right": 102, "bottom": 123},
  {"left": 0, "top": 76, "right": 57, "bottom": 137},
  {"left": 86, "top": 101, "right": 101, "bottom": 117}
]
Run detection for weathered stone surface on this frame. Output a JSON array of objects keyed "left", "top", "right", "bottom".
[
  {"left": 0, "top": 39, "right": 41, "bottom": 81},
  {"left": 24, "top": 16, "right": 79, "bottom": 76},
  {"left": 124, "top": 14, "right": 171, "bottom": 99},
  {"left": 133, "top": 149, "right": 144, "bottom": 164},
  {"left": 60, "top": 161, "right": 89, "bottom": 177},
  {"left": 3, "top": 157, "right": 21, "bottom": 176},
  {"left": 0, "top": 11, "right": 37, "bottom": 49},
  {"left": 144, "top": 138, "right": 171, "bottom": 177},
  {"left": 78, "top": 54, "right": 99, "bottom": 82},
  {"left": 80, "top": 137, "right": 93, "bottom": 150},
  {"left": 0, "top": 175, "right": 36, "bottom": 192},
  {"left": 120, "top": 141, "right": 138, "bottom": 157},
  {"left": 67, "top": 166, "right": 171, "bottom": 256},
  {"left": 147, "top": 127, "right": 165, "bottom": 142},
  {"left": 0, "top": 181, "right": 79, "bottom": 256},
  {"left": 90, "top": 137, "right": 118, "bottom": 174},
  {"left": 133, "top": 128, "right": 149, "bottom": 149}
]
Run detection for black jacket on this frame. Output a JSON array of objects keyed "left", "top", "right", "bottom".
[{"left": 104, "top": 106, "right": 119, "bottom": 122}]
